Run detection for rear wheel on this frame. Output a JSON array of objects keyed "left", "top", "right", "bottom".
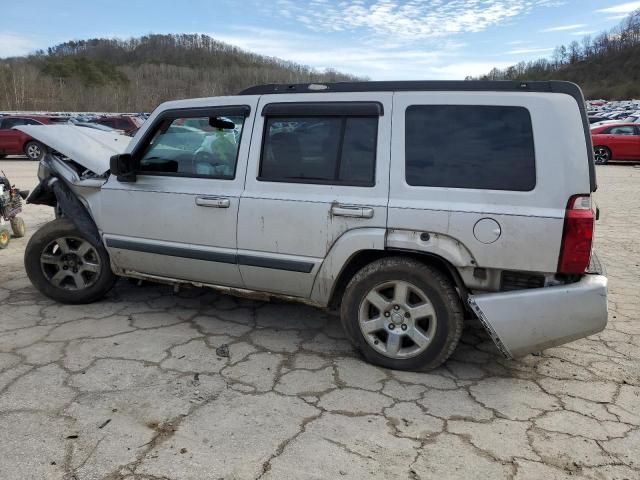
[
  {"left": 594, "top": 146, "right": 611, "bottom": 164},
  {"left": 340, "top": 257, "right": 463, "bottom": 371},
  {"left": 0, "top": 154, "right": 6, "bottom": 159},
  {"left": 24, "top": 141, "right": 44, "bottom": 161},
  {"left": 24, "top": 218, "right": 116, "bottom": 303}
]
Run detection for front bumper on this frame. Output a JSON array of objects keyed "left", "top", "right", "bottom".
[{"left": 468, "top": 270, "right": 608, "bottom": 358}]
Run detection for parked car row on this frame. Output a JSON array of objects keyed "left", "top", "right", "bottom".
[
  {"left": 0, "top": 113, "right": 146, "bottom": 160},
  {"left": 583, "top": 99, "right": 640, "bottom": 164}
]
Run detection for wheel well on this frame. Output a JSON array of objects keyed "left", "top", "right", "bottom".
[
  {"left": 327, "top": 249, "right": 468, "bottom": 310},
  {"left": 594, "top": 144, "right": 611, "bottom": 154}
]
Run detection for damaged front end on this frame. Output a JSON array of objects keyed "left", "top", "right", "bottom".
[
  {"left": 27, "top": 156, "right": 104, "bottom": 245},
  {"left": 18, "top": 124, "right": 131, "bottom": 243}
]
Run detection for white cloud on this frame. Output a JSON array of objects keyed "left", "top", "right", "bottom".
[
  {"left": 0, "top": 33, "right": 38, "bottom": 58},
  {"left": 271, "top": 0, "right": 562, "bottom": 41},
  {"left": 430, "top": 61, "right": 514, "bottom": 78},
  {"left": 505, "top": 47, "right": 554, "bottom": 54},
  {"left": 540, "top": 23, "right": 587, "bottom": 32},
  {"left": 570, "top": 30, "right": 597, "bottom": 36},
  {"left": 606, "top": 14, "right": 631, "bottom": 20},
  {"left": 214, "top": 26, "right": 473, "bottom": 80},
  {"left": 596, "top": 1, "right": 640, "bottom": 14}
]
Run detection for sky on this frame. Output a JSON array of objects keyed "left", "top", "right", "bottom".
[{"left": 1, "top": 0, "right": 639, "bottom": 80}]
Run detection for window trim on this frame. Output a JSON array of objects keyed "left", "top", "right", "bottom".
[
  {"left": 404, "top": 104, "right": 537, "bottom": 192},
  {"left": 132, "top": 105, "right": 251, "bottom": 181},
  {"left": 261, "top": 101, "right": 383, "bottom": 117},
  {"left": 257, "top": 114, "right": 379, "bottom": 187}
]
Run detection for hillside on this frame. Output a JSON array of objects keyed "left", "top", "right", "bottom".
[
  {"left": 0, "top": 34, "right": 362, "bottom": 112},
  {"left": 476, "top": 10, "right": 640, "bottom": 99}
]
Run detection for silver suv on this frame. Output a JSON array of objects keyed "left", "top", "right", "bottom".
[{"left": 20, "top": 81, "right": 608, "bottom": 371}]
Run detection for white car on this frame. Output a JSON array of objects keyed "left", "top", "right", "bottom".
[{"left": 18, "top": 80, "right": 607, "bottom": 371}]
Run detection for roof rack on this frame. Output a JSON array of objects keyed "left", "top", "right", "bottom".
[{"left": 237, "top": 80, "right": 578, "bottom": 96}]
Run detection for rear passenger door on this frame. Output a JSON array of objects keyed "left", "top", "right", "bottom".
[
  {"left": 607, "top": 125, "right": 639, "bottom": 159},
  {"left": 238, "top": 93, "right": 392, "bottom": 297}
]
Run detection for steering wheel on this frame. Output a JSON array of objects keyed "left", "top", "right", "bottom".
[{"left": 192, "top": 150, "right": 223, "bottom": 175}]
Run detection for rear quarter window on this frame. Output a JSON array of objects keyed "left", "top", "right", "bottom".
[{"left": 405, "top": 105, "right": 536, "bottom": 191}]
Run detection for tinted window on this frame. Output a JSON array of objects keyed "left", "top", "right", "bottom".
[
  {"left": 405, "top": 105, "right": 536, "bottom": 191},
  {"left": 260, "top": 116, "right": 377, "bottom": 186},
  {"left": 0, "top": 118, "right": 27, "bottom": 129},
  {"left": 138, "top": 115, "right": 244, "bottom": 179},
  {"left": 607, "top": 125, "right": 637, "bottom": 135}
]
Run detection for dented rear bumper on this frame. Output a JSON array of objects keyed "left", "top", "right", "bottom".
[{"left": 468, "top": 271, "right": 608, "bottom": 358}]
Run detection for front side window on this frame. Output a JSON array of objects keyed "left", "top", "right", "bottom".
[
  {"left": 259, "top": 116, "right": 377, "bottom": 186},
  {"left": 405, "top": 105, "right": 536, "bottom": 191},
  {"left": 138, "top": 115, "right": 244, "bottom": 179}
]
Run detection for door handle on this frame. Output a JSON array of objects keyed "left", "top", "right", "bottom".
[
  {"left": 195, "top": 196, "right": 230, "bottom": 208},
  {"left": 330, "top": 204, "right": 374, "bottom": 219}
]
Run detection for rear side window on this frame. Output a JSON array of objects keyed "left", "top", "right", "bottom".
[
  {"left": 405, "top": 105, "right": 536, "bottom": 191},
  {"left": 0, "top": 118, "right": 27, "bottom": 129},
  {"left": 259, "top": 116, "right": 377, "bottom": 186},
  {"left": 607, "top": 125, "right": 637, "bottom": 135}
]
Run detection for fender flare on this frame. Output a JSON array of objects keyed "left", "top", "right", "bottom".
[{"left": 28, "top": 162, "right": 102, "bottom": 246}]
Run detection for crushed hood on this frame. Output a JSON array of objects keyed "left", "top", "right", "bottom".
[{"left": 16, "top": 125, "right": 132, "bottom": 175}]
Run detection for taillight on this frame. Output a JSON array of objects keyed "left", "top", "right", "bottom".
[{"left": 557, "top": 195, "right": 594, "bottom": 274}]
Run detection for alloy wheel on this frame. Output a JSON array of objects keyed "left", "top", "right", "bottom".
[
  {"left": 40, "top": 237, "right": 101, "bottom": 290},
  {"left": 594, "top": 146, "right": 610, "bottom": 164},
  {"left": 26, "top": 143, "right": 41, "bottom": 160},
  {"left": 358, "top": 280, "right": 437, "bottom": 359}
]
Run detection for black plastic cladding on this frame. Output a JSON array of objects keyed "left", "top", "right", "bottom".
[{"left": 238, "top": 80, "right": 597, "bottom": 192}]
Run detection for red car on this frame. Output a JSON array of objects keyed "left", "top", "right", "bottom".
[
  {"left": 90, "top": 115, "right": 142, "bottom": 136},
  {"left": 591, "top": 123, "right": 640, "bottom": 164},
  {"left": 0, "top": 116, "right": 67, "bottom": 161}
]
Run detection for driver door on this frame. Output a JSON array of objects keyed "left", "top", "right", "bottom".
[{"left": 99, "top": 101, "right": 257, "bottom": 287}]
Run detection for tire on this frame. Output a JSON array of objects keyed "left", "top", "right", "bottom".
[
  {"left": 340, "top": 257, "right": 464, "bottom": 371},
  {"left": 0, "top": 226, "right": 9, "bottom": 249},
  {"left": 0, "top": 154, "right": 6, "bottom": 159},
  {"left": 594, "top": 146, "right": 611, "bottom": 165},
  {"left": 24, "top": 141, "right": 44, "bottom": 161},
  {"left": 10, "top": 217, "right": 25, "bottom": 238},
  {"left": 24, "top": 218, "right": 116, "bottom": 303}
]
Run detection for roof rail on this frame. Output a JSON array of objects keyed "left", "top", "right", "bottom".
[{"left": 236, "top": 80, "right": 583, "bottom": 96}]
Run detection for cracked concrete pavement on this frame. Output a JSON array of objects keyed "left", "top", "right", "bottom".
[{"left": 0, "top": 159, "right": 639, "bottom": 480}]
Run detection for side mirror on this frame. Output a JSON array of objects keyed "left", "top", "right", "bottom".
[{"left": 110, "top": 153, "right": 136, "bottom": 182}]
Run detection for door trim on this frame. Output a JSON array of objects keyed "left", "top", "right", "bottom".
[{"left": 105, "top": 238, "right": 315, "bottom": 273}]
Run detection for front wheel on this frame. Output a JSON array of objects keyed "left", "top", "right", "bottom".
[
  {"left": 340, "top": 257, "right": 463, "bottom": 371},
  {"left": 24, "top": 218, "right": 116, "bottom": 303},
  {"left": 24, "top": 141, "right": 45, "bottom": 161},
  {"left": 594, "top": 146, "right": 611, "bottom": 164}
]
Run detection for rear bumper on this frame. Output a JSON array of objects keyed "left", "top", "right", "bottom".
[{"left": 468, "top": 271, "right": 608, "bottom": 358}]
